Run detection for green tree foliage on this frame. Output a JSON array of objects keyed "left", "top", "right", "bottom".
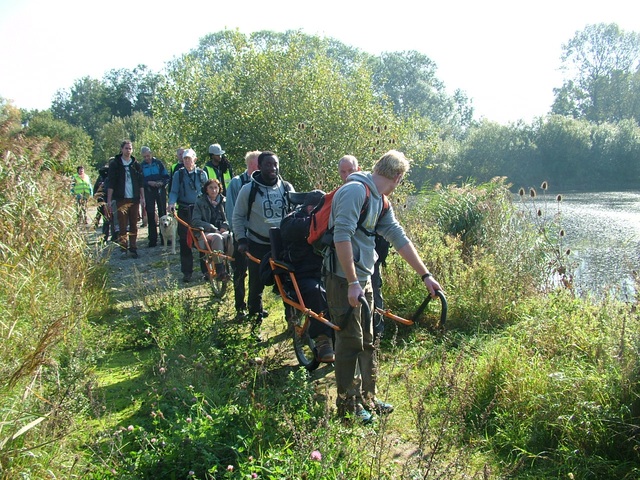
[
  {"left": 51, "top": 66, "right": 161, "bottom": 162},
  {"left": 95, "top": 112, "right": 156, "bottom": 163},
  {"left": 153, "top": 30, "right": 420, "bottom": 192},
  {"left": 22, "top": 110, "right": 93, "bottom": 173},
  {"left": 51, "top": 76, "right": 110, "bottom": 141},
  {"left": 444, "top": 116, "right": 640, "bottom": 190},
  {"left": 448, "top": 120, "right": 537, "bottom": 187},
  {"left": 552, "top": 23, "right": 640, "bottom": 123},
  {"left": 102, "top": 65, "right": 161, "bottom": 117},
  {"left": 369, "top": 51, "right": 474, "bottom": 138}
]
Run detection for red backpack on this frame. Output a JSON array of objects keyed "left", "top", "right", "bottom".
[{"left": 307, "top": 180, "right": 389, "bottom": 249}]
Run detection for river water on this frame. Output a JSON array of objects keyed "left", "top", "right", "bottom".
[{"left": 540, "top": 191, "right": 640, "bottom": 299}]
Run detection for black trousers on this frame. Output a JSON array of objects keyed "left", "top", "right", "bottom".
[
  {"left": 232, "top": 239, "right": 248, "bottom": 312},
  {"left": 296, "top": 275, "right": 333, "bottom": 340},
  {"left": 178, "top": 205, "right": 206, "bottom": 276},
  {"left": 247, "top": 240, "right": 272, "bottom": 316},
  {"left": 145, "top": 186, "right": 166, "bottom": 245}
]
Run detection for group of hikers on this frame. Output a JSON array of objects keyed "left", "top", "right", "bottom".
[{"left": 76, "top": 140, "right": 442, "bottom": 424}]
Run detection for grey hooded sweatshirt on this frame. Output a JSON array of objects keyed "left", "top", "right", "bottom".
[
  {"left": 232, "top": 171, "right": 294, "bottom": 245},
  {"left": 324, "top": 171, "right": 409, "bottom": 280}
]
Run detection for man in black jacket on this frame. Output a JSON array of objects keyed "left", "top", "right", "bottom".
[{"left": 107, "top": 140, "right": 145, "bottom": 258}]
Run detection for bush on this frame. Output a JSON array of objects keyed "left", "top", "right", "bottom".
[{"left": 0, "top": 107, "right": 106, "bottom": 477}]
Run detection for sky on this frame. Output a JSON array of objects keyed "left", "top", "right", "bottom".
[{"left": 1, "top": 0, "right": 639, "bottom": 125}]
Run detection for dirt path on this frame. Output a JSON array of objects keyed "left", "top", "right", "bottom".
[{"left": 84, "top": 211, "right": 186, "bottom": 306}]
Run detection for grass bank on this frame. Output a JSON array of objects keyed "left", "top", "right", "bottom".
[{"left": 1, "top": 129, "right": 639, "bottom": 478}]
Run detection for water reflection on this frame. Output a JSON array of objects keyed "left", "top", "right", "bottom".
[{"left": 533, "top": 191, "right": 640, "bottom": 299}]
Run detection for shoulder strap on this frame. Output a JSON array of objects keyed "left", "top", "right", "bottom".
[
  {"left": 179, "top": 167, "right": 185, "bottom": 198},
  {"left": 246, "top": 182, "right": 259, "bottom": 222}
]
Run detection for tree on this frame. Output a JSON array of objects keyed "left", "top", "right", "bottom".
[
  {"left": 95, "top": 112, "right": 156, "bottom": 163},
  {"left": 24, "top": 110, "right": 93, "bottom": 172},
  {"left": 102, "top": 65, "right": 161, "bottom": 117},
  {"left": 369, "top": 51, "right": 474, "bottom": 138},
  {"left": 552, "top": 23, "right": 640, "bottom": 123},
  {"left": 153, "top": 30, "right": 421, "bottom": 192},
  {"left": 51, "top": 77, "right": 110, "bottom": 141}
]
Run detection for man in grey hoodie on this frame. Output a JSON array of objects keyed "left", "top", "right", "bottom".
[
  {"left": 232, "top": 151, "right": 295, "bottom": 335},
  {"left": 324, "top": 150, "right": 442, "bottom": 424}
]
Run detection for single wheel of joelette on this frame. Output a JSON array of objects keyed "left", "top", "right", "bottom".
[
  {"left": 206, "top": 254, "right": 230, "bottom": 299},
  {"left": 287, "top": 304, "right": 320, "bottom": 371}
]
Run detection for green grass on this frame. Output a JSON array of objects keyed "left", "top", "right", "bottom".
[{"left": 2, "top": 125, "right": 639, "bottom": 479}]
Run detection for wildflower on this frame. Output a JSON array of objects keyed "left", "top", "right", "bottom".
[
  {"left": 537, "top": 209, "right": 542, "bottom": 217},
  {"left": 206, "top": 414, "right": 213, "bottom": 421},
  {"left": 310, "top": 450, "right": 322, "bottom": 461},
  {"left": 127, "top": 425, "right": 134, "bottom": 432},
  {"left": 150, "top": 411, "right": 157, "bottom": 418},
  {"left": 144, "top": 328, "right": 151, "bottom": 335},
  {"left": 189, "top": 471, "right": 195, "bottom": 476},
  {"left": 249, "top": 456, "right": 254, "bottom": 462},
  {"left": 556, "top": 194, "right": 562, "bottom": 202},
  {"left": 518, "top": 187, "right": 525, "bottom": 197},
  {"left": 560, "top": 230, "right": 565, "bottom": 237},
  {"left": 178, "top": 354, "right": 186, "bottom": 360},
  {"left": 541, "top": 181, "right": 548, "bottom": 190},
  {"left": 186, "top": 417, "right": 192, "bottom": 423},
  {"left": 151, "top": 438, "right": 157, "bottom": 443},
  {"left": 227, "top": 465, "right": 234, "bottom": 472},
  {"left": 159, "top": 367, "right": 166, "bottom": 374},
  {"left": 566, "top": 249, "right": 571, "bottom": 255},
  {"left": 529, "top": 188, "right": 536, "bottom": 198},
  {"left": 252, "top": 473, "right": 258, "bottom": 479}
]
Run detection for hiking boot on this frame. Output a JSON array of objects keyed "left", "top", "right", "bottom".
[
  {"left": 314, "top": 335, "right": 334, "bottom": 363},
  {"left": 130, "top": 250, "right": 139, "bottom": 259},
  {"left": 355, "top": 403, "right": 374, "bottom": 425},
  {"left": 338, "top": 397, "right": 373, "bottom": 425},
  {"left": 372, "top": 399, "right": 394, "bottom": 415}
]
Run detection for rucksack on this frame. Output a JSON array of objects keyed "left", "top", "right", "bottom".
[{"left": 307, "top": 180, "right": 389, "bottom": 249}]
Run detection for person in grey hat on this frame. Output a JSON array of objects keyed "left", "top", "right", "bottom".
[
  {"left": 205, "top": 143, "right": 233, "bottom": 196},
  {"left": 279, "top": 189, "right": 335, "bottom": 363}
]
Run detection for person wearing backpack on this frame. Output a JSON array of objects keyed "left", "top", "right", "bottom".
[
  {"left": 232, "top": 151, "right": 295, "bottom": 337},
  {"left": 324, "top": 150, "right": 442, "bottom": 424},
  {"left": 225, "top": 150, "right": 260, "bottom": 320},
  {"left": 204, "top": 143, "right": 234, "bottom": 196},
  {"left": 93, "top": 165, "right": 110, "bottom": 242},
  {"left": 140, "top": 146, "right": 170, "bottom": 248},
  {"left": 338, "top": 155, "right": 390, "bottom": 340},
  {"left": 106, "top": 140, "right": 145, "bottom": 258},
  {"left": 168, "top": 148, "right": 208, "bottom": 282}
]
